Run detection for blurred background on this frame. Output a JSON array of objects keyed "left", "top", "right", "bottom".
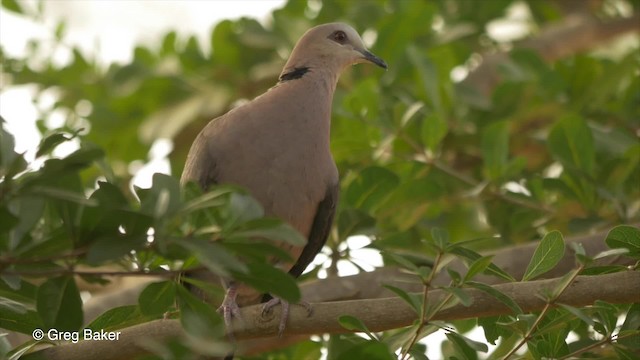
[{"left": 1, "top": 0, "right": 639, "bottom": 359}]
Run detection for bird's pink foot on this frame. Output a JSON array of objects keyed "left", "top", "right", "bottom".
[
  {"left": 261, "top": 296, "right": 312, "bottom": 336},
  {"left": 217, "top": 286, "right": 242, "bottom": 339}
]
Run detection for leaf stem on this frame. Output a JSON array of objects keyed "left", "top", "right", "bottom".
[
  {"left": 502, "top": 264, "right": 584, "bottom": 359},
  {"left": 559, "top": 331, "right": 639, "bottom": 359},
  {"left": 401, "top": 251, "right": 443, "bottom": 359},
  {"left": 0, "top": 268, "right": 189, "bottom": 277},
  {"left": 397, "top": 130, "right": 554, "bottom": 214}
]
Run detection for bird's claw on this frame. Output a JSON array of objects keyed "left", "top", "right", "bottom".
[
  {"left": 261, "top": 297, "right": 313, "bottom": 337},
  {"left": 217, "top": 287, "right": 242, "bottom": 340}
]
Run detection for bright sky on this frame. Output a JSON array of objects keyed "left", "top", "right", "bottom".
[{"left": 0, "top": 0, "right": 285, "bottom": 167}]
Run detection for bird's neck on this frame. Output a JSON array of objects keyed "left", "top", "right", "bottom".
[{"left": 273, "top": 67, "right": 338, "bottom": 145}]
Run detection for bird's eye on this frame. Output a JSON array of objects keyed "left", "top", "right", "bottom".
[{"left": 331, "top": 30, "right": 348, "bottom": 44}]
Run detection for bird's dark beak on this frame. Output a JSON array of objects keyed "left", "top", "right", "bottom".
[{"left": 361, "top": 50, "right": 388, "bottom": 70}]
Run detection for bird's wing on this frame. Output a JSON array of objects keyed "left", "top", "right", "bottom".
[
  {"left": 180, "top": 118, "right": 222, "bottom": 190},
  {"left": 287, "top": 182, "right": 339, "bottom": 278}
]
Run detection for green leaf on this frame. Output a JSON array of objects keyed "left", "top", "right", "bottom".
[
  {"left": 6, "top": 195, "right": 44, "bottom": 251},
  {"left": 86, "top": 232, "right": 148, "bottom": 265},
  {"left": 605, "top": 225, "right": 640, "bottom": 258},
  {"left": 379, "top": 177, "right": 443, "bottom": 230},
  {"left": 447, "top": 267, "right": 462, "bottom": 284},
  {"left": 467, "top": 281, "right": 523, "bottom": 314},
  {"left": 6, "top": 341, "right": 41, "bottom": 360},
  {"left": 448, "top": 246, "right": 516, "bottom": 282},
  {"left": 86, "top": 305, "right": 156, "bottom": 331},
  {"left": 39, "top": 145, "right": 104, "bottom": 176},
  {"left": 0, "top": 276, "right": 37, "bottom": 305},
  {"left": 89, "top": 181, "right": 129, "bottom": 208},
  {"left": 593, "top": 300, "right": 619, "bottom": 335},
  {"left": 229, "top": 218, "right": 306, "bottom": 246},
  {"left": 620, "top": 303, "right": 640, "bottom": 332},
  {"left": 224, "top": 192, "right": 264, "bottom": 227},
  {"left": 382, "top": 285, "right": 421, "bottom": 314},
  {"left": 399, "top": 101, "right": 424, "bottom": 127},
  {"left": 416, "top": 266, "right": 432, "bottom": 283},
  {"left": 36, "top": 130, "right": 78, "bottom": 158},
  {"left": 338, "top": 315, "right": 377, "bottom": 340},
  {"left": 337, "top": 208, "right": 376, "bottom": 239},
  {"left": 593, "top": 248, "right": 630, "bottom": 260},
  {"left": 137, "top": 173, "right": 182, "bottom": 219},
  {"left": 481, "top": 121, "right": 510, "bottom": 180},
  {"left": 160, "top": 31, "right": 177, "bottom": 55},
  {"left": 522, "top": 230, "right": 565, "bottom": 281},
  {"left": 180, "top": 187, "right": 231, "bottom": 214},
  {"left": 407, "top": 45, "right": 444, "bottom": 117},
  {"left": 614, "top": 346, "right": 640, "bottom": 360},
  {"left": 233, "top": 262, "right": 300, "bottom": 303},
  {"left": 335, "top": 341, "right": 394, "bottom": 360},
  {"left": 343, "top": 166, "right": 399, "bottom": 213},
  {"left": 54, "top": 20, "right": 66, "bottom": 41},
  {"left": 1, "top": 0, "right": 23, "bottom": 14},
  {"left": 571, "top": 241, "right": 591, "bottom": 265},
  {"left": 30, "top": 185, "right": 97, "bottom": 206},
  {"left": 138, "top": 281, "right": 176, "bottom": 316},
  {"left": 382, "top": 252, "right": 419, "bottom": 272},
  {"left": 558, "top": 303, "right": 594, "bottom": 326},
  {"left": 0, "top": 296, "right": 27, "bottom": 315},
  {"left": 443, "top": 287, "right": 473, "bottom": 307},
  {"left": 430, "top": 227, "right": 449, "bottom": 250},
  {"left": 463, "top": 255, "right": 494, "bottom": 282},
  {"left": 175, "top": 285, "right": 225, "bottom": 341},
  {"left": 477, "top": 316, "right": 513, "bottom": 345},
  {"left": 223, "top": 241, "right": 293, "bottom": 263},
  {"left": 421, "top": 113, "right": 448, "bottom": 151},
  {"left": 619, "top": 304, "right": 640, "bottom": 349},
  {"left": 543, "top": 267, "right": 574, "bottom": 299},
  {"left": 548, "top": 113, "right": 595, "bottom": 175},
  {"left": 36, "top": 276, "right": 83, "bottom": 331},
  {"left": 446, "top": 331, "right": 485, "bottom": 359},
  {"left": 581, "top": 265, "right": 627, "bottom": 275},
  {"left": 0, "top": 308, "right": 43, "bottom": 334},
  {"left": 178, "top": 238, "right": 247, "bottom": 277}
]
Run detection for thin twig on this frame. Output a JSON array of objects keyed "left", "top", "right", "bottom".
[
  {"left": 0, "top": 248, "right": 88, "bottom": 264},
  {"left": 397, "top": 130, "right": 554, "bottom": 214},
  {"left": 559, "top": 331, "right": 639, "bottom": 360},
  {"left": 401, "top": 251, "right": 443, "bottom": 360},
  {"left": 0, "top": 268, "right": 185, "bottom": 278},
  {"left": 502, "top": 265, "right": 585, "bottom": 359}
]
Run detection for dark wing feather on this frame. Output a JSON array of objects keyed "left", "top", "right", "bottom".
[{"left": 287, "top": 182, "right": 339, "bottom": 278}]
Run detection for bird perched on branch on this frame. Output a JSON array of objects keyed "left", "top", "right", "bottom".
[{"left": 181, "top": 22, "right": 387, "bottom": 337}]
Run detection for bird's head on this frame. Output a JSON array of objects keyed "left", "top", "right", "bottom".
[{"left": 284, "top": 22, "right": 388, "bottom": 75}]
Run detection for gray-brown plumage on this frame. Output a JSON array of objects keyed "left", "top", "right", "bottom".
[{"left": 180, "top": 22, "right": 387, "bottom": 335}]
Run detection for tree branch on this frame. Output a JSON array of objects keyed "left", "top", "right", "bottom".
[
  {"left": 463, "top": 12, "right": 640, "bottom": 95},
  {"left": 23, "top": 271, "right": 640, "bottom": 360},
  {"left": 77, "top": 224, "right": 634, "bottom": 324}
]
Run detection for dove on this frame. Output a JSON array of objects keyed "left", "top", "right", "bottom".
[{"left": 181, "top": 22, "right": 387, "bottom": 337}]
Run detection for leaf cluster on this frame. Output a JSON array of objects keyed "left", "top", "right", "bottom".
[
  {"left": 1, "top": 0, "right": 639, "bottom": 359},
  {"left": 0, "top": 120, "right": 305, "bottom": 358}
]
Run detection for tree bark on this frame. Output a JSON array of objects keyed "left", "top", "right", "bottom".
[{"left": 23, "top": 271, "right": 640, "bottom": 360}]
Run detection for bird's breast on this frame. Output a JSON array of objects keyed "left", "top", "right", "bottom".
[{"left": 216, "top": 119, "right": 336, "bottom": 239}]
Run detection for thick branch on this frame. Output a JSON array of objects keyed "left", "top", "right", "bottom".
[
  {"left": 300, "top": 225, "right": 636, "bottom": 302},
  {"left": 464, "top": 12, "right": 640, "bottom": 95},
  {"left": 81, "top": 225, "right": 632, "bottom": 324},
  {"left": 24, "top": 271, "right": 640, "bottom": 360}
]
